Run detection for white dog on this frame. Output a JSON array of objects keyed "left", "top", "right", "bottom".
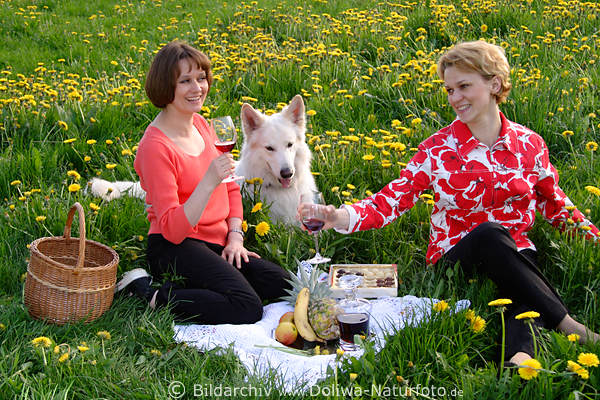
[
  {"left": 237, "top": 94, "right": 317, "bottom": 224},
  {"left": 89, "top": 94, "right": 316, "bottom": 224}
]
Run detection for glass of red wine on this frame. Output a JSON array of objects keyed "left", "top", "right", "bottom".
[
  {"left": 301, "top": 191, "right": 331, "bottom": 265},
  {"left": 211, "top": 116, "right": 244, "bottom": 183},
  {"left": 336, "top": 274, "right": 371, "bottom": 351}
]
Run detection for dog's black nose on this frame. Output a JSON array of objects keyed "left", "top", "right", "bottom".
[{"left": 280, "top": 168, "right": 293, "bottom": 179}]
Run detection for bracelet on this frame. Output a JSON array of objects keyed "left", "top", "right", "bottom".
[{"left": 228, "top": 229, "right": 245, "bottom": 239}]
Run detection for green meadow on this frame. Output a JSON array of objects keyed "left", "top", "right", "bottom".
[{"left": 1, "top": 0, "right": 599, "bottom": 398}]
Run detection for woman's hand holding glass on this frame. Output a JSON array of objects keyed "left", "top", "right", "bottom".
[{"left": 207, "top": 153, "right": 236, "bottom": 186}]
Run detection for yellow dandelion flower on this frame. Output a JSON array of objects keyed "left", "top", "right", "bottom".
[
  {"left": 488, "top": 298, "right": 512, "bottom": 307},
  {"left": 68, "top": 183, "right": 81, "bottom": 192},
  {"left": 331, "top": 186, "right": 339, "bottom": 193},
  {"left": 567, "top": 360, "right": 581, "bottom": 372},
  {"left": 577, "top": 353, "right": 599, "bottom": 368},
  {"left": 78, "top": 345, "right": 90, "bottom": 352},
  {"left": 241, "top": 220, "right": 248, "bottom": 232},
  {"left": 349, "top": 372, "right": 358, "bottom": 381},
  {"left": 567, "top": 333, "right": 580, "bottom": 342},
  {"left": 481, "top": 24, "right": 488, "bottom": 32},
  {"left": 411, "top": 118, "right": 422, "bottom": 126},
  {"left": 86, "top": 139, "right": 97, "bottom": 145},
  {"left": 518, "top": 358, "right": 541, "bottom": 380},
  {"left": 562, "top": 130, "right": 574, "bottom": 137},
  {"left": 10, "top": 180, "right": 21, "bottom": 186},
  {"left": 58, "top": 353, "right": 69, "bottom": 363},
  {"left": 35, "top": 216, "right": 46, "bottom": 222},
  {"left": 515, "top": 311, "right": 540, "bottom": 320},
  {"left": 58, "top": 120, "right": 69, "bottom": 130},
  {"left": 346, "top": 184, "right": 355, "bottom": 190},
  {"left": 433, "top": 300, "right": 449, "bottom": 312},
  {"left": 121, "top": 149, "right": 133, "bottom": 156},
  {"left": 67, "top": 170, "right": 81, "bottom": 180},
  {"left": 471, "top": 316, "right": 486, "bottom": 333},
  {"left": 255, "top": 221, "right": 270, "bottom": 236},
  {"left": 362, "top": 154, "right": 375, "bottom": 161},
  {"left": 585, "top": 186, "right": 600, "bottom": 197},
  {"left": 465, "top": 309, "right": 475, "bottom": 321},
  {"left": 106, "top": 139, "right": 113, "bottom": 145},
  {"left": 150, "top": 349, "right": 162, "bottom": 357},
  {"left": 577, "top": 368, "right": 590, "bottom": 379},
  {"left": 0, "top": 323, "right": 6, "bottom": 330},
  {"left": 89, "top": 202, "right": 100, "bottom": 211},
  {"left": 336, "top": 348, "right": 344, "bottom": 356},
  {"left": 586, "top": 141, "right": 598, "bottom": 151},
  {"left": 306, "top": 110, "right": 316, "bottom": 116},
  {"left": 105, "top": 163, "right": 117, "bottom": 169},
  {"left": 32, "top": 336, "right": 53, "bottom": 348},
  {"left": 97, "top": 330, "right": 111, "bottom": 340},
  {"left": 341, "top": 191, "right": 351, "bottom": 197},
  {"left": 84, "top": 156, "right": 91, "bottom": 162},
  {"left": 63, "top": 138, "right": 76, "bottom": 144},
  {"left": 53, "top": 345, "right": 61, "bottom": 354},
  {"left": 251, "top": 202, "right": 262, "bottom": 213}
]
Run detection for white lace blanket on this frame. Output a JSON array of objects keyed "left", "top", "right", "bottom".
[{"left": 173, "top": 296, "right": 469, "bottom": 392}]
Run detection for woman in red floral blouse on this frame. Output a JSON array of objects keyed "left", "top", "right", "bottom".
[{"left": 300, "top": 41, "right": 599, "bottom": 366}]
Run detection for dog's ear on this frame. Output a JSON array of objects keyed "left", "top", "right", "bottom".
[
  {"left": 241, "top": 103, "right": 264, "bottom": 135},
  {"left": 282, "top": 94, "right": 305, "bottom": 130}
]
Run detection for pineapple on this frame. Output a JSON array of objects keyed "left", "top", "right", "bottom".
[{"left": 282, "top": 261, "right": 340, "bottom": 341}]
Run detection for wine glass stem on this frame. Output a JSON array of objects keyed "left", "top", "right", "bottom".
[{"left": 313, "top": 233, "right": 321, "bottom": 258}]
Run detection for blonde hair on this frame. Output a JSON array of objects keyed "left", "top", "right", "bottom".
[{"left": 437, "top": 41, "right": 512, "bottom": 103}]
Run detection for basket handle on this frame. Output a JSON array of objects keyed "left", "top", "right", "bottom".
[{"left": 63, "top": 202, "right": 86, "bottom": 273}]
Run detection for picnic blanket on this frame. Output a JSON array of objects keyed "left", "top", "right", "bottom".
[{"left": 173, "top": 295, "right": 470, "bottom": 392}]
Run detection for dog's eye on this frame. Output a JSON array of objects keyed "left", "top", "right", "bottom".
[
  {"left": 265, "top": 146, "right": 274, "bottom": 151},
  {"left": 287, "top": 143, "right": 293, "bottom": 148}
]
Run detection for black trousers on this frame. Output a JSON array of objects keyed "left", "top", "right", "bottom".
[
  {"left": 438, "top": 222, "right": 568, "bottom": 359},
  {"left": 146, "top": 234, "right": 291, "bottom": 324}
]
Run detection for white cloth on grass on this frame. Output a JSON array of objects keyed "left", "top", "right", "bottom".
[{"left": 173, "top": 295, "right": 470, "bottom": 392}]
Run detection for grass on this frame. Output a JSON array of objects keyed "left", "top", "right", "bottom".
[{"left": 1, "top": 0, "right": 600, "bottom": 398}]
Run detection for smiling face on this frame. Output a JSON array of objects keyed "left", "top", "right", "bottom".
[
  {"left": 443, "top": 66, "right": 500, "bottom": 127},
  {"left": 168, "top": 58, "right": 209, "bottom": 115}
]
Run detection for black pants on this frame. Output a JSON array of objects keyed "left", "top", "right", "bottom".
[
  {"left": 146, "top": 234, "right": 291, "bottom": 324},
  {"left": 438, "top": 222, "right": 568, "bottom": 359}
]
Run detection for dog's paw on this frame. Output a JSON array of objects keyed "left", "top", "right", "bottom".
[{"left": 88, "top": 178, "right": 122, "bottom": 201}]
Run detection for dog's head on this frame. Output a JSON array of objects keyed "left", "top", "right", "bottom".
[{"left": 240, "top": 95, "right": 310, "bottom": 188}]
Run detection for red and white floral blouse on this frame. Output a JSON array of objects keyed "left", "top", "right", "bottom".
[{"left": 340, "top": 112, "right": 599, "bottom": 265}]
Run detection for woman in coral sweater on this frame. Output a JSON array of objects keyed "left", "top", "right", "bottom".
[{"left": 116, "top": 41, "right": 290, "bottom": 324}]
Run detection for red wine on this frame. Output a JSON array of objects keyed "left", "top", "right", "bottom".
[
  {"left": 337, "top": 313, "right": 369, "bottom": 343},
  {"left": 303, "top": 219, "right": 324, "bottom": 232},
  {"left": 215, "top": 140, "right": 235, "bottom": 152}
]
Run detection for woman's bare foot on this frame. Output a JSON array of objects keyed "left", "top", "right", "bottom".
[
  {"left": 509, "top": 351, "right": 532, "bottom": 366},
  {"left": 557, "top": 314, "right": 600, "bottom": 344}
]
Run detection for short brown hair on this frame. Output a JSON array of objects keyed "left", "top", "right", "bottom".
[
  {"left": 437, "top": 41, "right": 512, "bottom": 103},
  {"left": 145, "top": 41, "right": 213, "bottom": 108}
]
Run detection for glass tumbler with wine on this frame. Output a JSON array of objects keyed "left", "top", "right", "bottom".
[
  {"left": 211, "top": 116, "right": 244, "bottom": 183},
  {"left": 336, "top": 274, "right": 371, "bottom": 351},
  {"left": 301, "top": 191, "right": 331, "bottom": 265}
]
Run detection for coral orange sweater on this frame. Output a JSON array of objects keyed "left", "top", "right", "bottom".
[{"left": 134, "top": 113, "right": 243, "bottom": 245}]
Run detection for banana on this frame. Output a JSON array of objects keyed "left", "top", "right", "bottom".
[{"left": 294, "top": 288, "right": 324, "bottom": 343}]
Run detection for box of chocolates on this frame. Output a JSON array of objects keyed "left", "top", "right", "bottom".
[{"left": 328, "top": 264, "right": 398, "bottom": 298}]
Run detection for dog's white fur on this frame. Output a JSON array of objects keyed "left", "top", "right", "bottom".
[
  {"left": 237, "top": 94, "right": 316, "bottom": 224},
  {"left": 89, "top": 95, "right": 316, "bottom": 224}
]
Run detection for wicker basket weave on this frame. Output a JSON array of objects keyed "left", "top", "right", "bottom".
[{"left": 24, "top": 202, "right": 119, "bottom": 325}]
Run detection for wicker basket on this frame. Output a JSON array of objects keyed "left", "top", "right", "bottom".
[{"left": 24, "top": 202, "right": 119, "bottom": 325}]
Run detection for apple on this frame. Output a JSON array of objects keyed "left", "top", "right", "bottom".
[
  {"left": 279, "top": 311, "right": 294, "bottom": 324},
  {"left": 275, "top": 321, "right": 298, "bottom": 345}
]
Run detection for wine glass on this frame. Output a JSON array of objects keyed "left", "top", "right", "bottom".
[
  {"left": 211, "top": 116, "right": 244, "bottom": 183},
  {"left": 336, "top": 274, "right": 371, "bottom": 351},
  {"left": 301, "top": 191, "right": 331, "bottom": 265}
]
